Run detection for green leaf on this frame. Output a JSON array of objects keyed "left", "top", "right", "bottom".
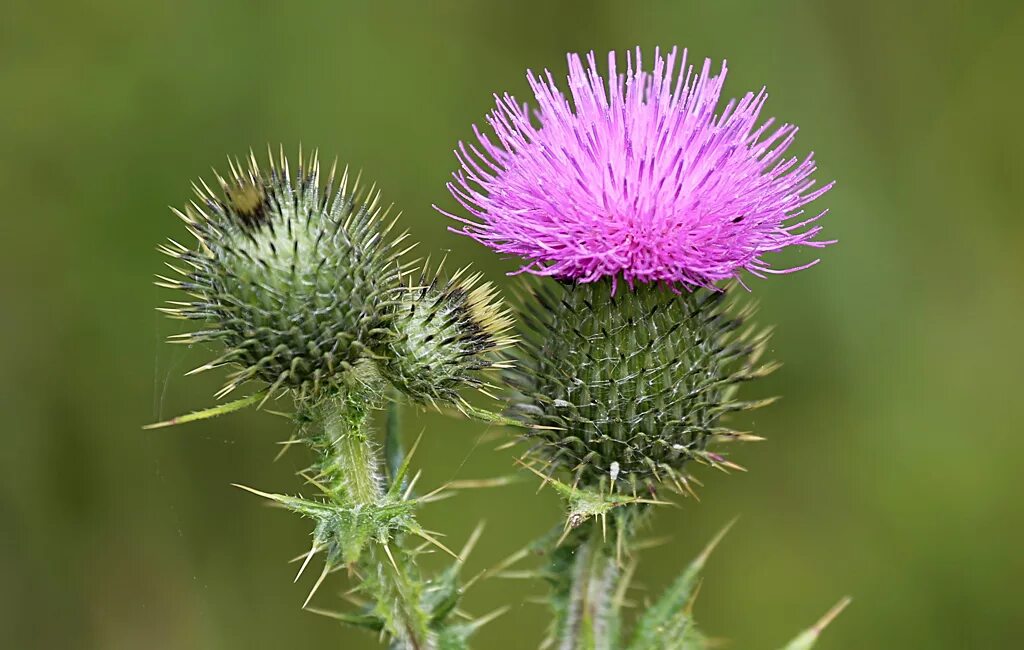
[
  {"left": 423, "top": 523, "right": 485, "bottom": 625},
  {"left": 628, "top": 521, "right": 734, "bottom": 650},
  {"left": 386, "top": 431, "right": 423, "bottom": 500},
  {"left": 231, "top": 484, "right": 417, "bottom": 566},
  {"left": 780, "top": 597, "right": 852, "bottom": 650}
]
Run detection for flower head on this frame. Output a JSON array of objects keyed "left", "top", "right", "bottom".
[
  {"left": 381, "top": 263, "right": 514, "bottom": 410},
  {"left": 441, "top": 47, "right": 833, "bottom": 289},
  {"left": 157, "top": 149, "right": 404, "bottom": 402}
]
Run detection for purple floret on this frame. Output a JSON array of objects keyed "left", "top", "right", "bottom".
[{"left": 439, "top": 47, "right": 834, "bottom": 290}]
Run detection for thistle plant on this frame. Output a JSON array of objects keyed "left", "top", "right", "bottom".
[
  {"left": 154, "top": 149, "right": 511, "bottom": 649},
  {"left": 439, "top": 47, "right": 844, "bottom": 648},
  {"left": 154, "top": 46, "right": 846, "bottom": 650}
]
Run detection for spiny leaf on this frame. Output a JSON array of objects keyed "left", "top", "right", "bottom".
[
  {"left": 628, "top": 521, "right": 735, "bottom": 650},
  {"left": 387, "top": 431, "right": 423, "bottom": 500},
  {"left": 425, "top": 523, "right": 486, "bottom": 625},
  {"left": 143, "top": 391, "right": 267, "bottom": 429},
  {"left": 231, "top": 483, "right": 418, "bottom": 566},
  {"left": 519, "top": 464, "right": 668, "bottom": 539}
]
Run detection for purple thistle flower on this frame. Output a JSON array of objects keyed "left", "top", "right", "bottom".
[{"left": 438, "top": 47, "right": 834, "bottom": 290}]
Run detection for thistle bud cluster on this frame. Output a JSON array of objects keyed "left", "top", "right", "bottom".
[
  {"left": 158, "top": 149, "right": 508, "bottom": 406},
  {"left": 155, "top": 43, "right": 843, "bottom": 650},
  {"left": 156, "top": 149, "right": 510, "bottom": 648}
]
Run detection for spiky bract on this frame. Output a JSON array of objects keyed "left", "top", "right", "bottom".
[
  {"left": 508, "top": 279, "right": 776, "bottom": 493},
  {"left": 158, "top": 149, "right": 406, "bottom": 402},
  {"left": 381, "top": 265, "right": 514, "bottom": 409}
]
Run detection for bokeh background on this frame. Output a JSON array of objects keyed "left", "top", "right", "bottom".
[{"left": 3, "top": 1, "right": 1022, "bottom": 648}]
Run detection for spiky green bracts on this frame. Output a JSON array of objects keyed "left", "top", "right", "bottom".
[
  {"left": 381, "top": 264, "right": 514, "bottom": 411},
  {"left": 157, "top": 149, "right": 406, "bottom": 401},
  {"left": 509, "top": 279, "right": 775, "bottom": 500},
  {"left": 155, "top": 149, "right": 510, "bottom": 649}
]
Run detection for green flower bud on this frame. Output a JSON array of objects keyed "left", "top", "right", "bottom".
[
  {"left": 381, "top": 264, "right": 514, "bottom": 409},
  {"left": 508, "top": 279, "right": 777, "bottom": 494},
  {"left": 157, "top": 149, "right": 406, "bottom": 401}
]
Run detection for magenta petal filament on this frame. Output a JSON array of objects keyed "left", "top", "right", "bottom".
[{"left": 439, "top": 46, "right": 834, "bottom": 289}]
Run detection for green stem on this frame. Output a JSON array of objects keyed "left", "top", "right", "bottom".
[
  {"left": 321, "top": 392, "right": 382, "bottom": 504},
  {"left": 312, "top": 389, "right": 434, "bottom": 650},
  {"left": 560, "top": 524, "right": 621, "bottom": 650}
]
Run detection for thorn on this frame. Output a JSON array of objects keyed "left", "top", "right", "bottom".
[
  {"left": 612, "top": 558, "right": 638, "bottom": 612},
  {"left": 405, "top": 431, "right": 424, "bottom": 464},
  {"left": 300, "top": 472, "right": 332, "bottom": 497},
  {"left": 632, "top": 498, "right": 675, "bottom": 507},
  {"left": 720, "top": 460, "right": 747, "bottom": 472},
  {"left": 145, "top": 393, "right": 264, "bottom": 429},
  {"left": 382, "top": 543, "right": 400, "bottom": 572},
  {"left": 295, "top": 544, "right": 320, "bottom": 583},
  {"left": 556, "top": 522, "right": 574, "bottom": 548},
  {"left": 469, "top": 605, "right": 510, "bottom": 631},
  {"left": 494, "top": 440, "right": 521, "bottom": 453},
  {"left": 461, "top": 567, "right": 488, "bottom": 593},
  {"left": 697, "top": 518, "right": 738, "bottom": 566},
  {"left": 616, "top": 523, "right": 624, "bottom": 566},
  {"left": 813, "top": 596, "right": 852, "bottom": 634},
  {"left": 303, "top": 562, "right": 330, "bottom": 608},
  {"left": 486, "top": 547, "right": 530, "bottom": 579},
  {"left": 303, "top": 606, "right": 358, "bottom": 623},
  {"left": 403, "top": 470, "right": 422, "bottom": 501},
  {"left": 274, "top": 435, "right": 299, "bottom": 462},
  {"left": 684, "top": 579, "right": 703, "bottom": 616},
  {"left": 418, "top": 489, "right": 455, "bottom": 504},
  {"left": 632, "top": 535, "right": 672, "bottom": 551},
  {"left": 416, "top": 480, "right": 449, "bottom": 502},
  {"left": 678, "top": 476, "right": 701, "bottom": 501},
  {"left": 413, "top": 528, "right": 461, "bottom": 561},
  {"left": 517, "top": 460, "right": 555, "bottom": 492},
  {"left": 458, "top": 521, "right": 486, "bottom": 564},
  {"left": 445, "top": 476, "right": 518, "bottom": 490},
  {"left": 230, "top": 483, "right": 279, "bottom": 501},
  {"left": 492, "top": 570, "right": 538, "bottom": 580},
  {"left": 184, "top": 362, "right": 218, "bottom": 376}
]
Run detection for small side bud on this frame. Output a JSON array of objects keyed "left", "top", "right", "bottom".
[{"left": 381, "top": 264, "right": 514, "bottom": 408}]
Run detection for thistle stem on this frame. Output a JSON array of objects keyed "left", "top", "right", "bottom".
[
  {"left": 560, "top": 524, "right": 621, "bottom": 650},
  {"left": 310, "top": 388, "right": 434, "bottom": 650},
  {"left": 320, "top": 392, "right": 382, "bottom": 504}
]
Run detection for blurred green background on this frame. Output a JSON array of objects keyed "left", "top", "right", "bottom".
[{"left": 3, "top": 1, "right": 1022, "bottom": 648}]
